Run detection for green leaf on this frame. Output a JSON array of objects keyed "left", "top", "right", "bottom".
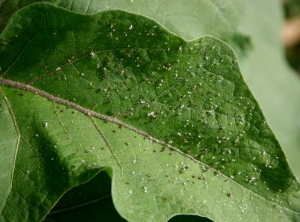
[
  {"left": 0, "top": 3, "right": 299, "bottom": 222},
  {"left": 284, "top": 0, "right": 300, "bottom": 18},
  {"left": 45, "top": 170, "right": 126, "bottom": 222},
  {"left": 0, "top": 0, "right": 58, "bottom": 33},
  {"left": 0, "top": 87, "right": 18, "bottom": 220},
  {"left": 0, "top": 0, "right": 245, "bottom": 40},
  {"left": 59, "top": 0, "right": 245, "bottom": 41},
  {"left": 237, "top": 0, "right": 300, "bottom": 179},
  {"left": 0, "top": 0, "right": 251, "bottom": 78},
  {"left": 45, "top": 170, "right": 212, "bottom": 222}
]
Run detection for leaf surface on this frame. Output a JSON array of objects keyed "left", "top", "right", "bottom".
[
  {"left": 0, "top": 0, "right": 244, "bottom": 40},
  {"left": 0, "top": 3, "right": 299, "bottom": 222},
  {"left": 45, "top": 171, "right": 126, "bottom": 222},
  {"left": 237, "top": 0, "right": 300, "bottom": 179}
]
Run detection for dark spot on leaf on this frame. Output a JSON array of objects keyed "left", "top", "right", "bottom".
[
  {"left": 179, "top": 168, "right": 184, "bottom": 174},
  {"left": 161, "top": 147, "right": 166, "bottom": 152},
  {"left": 161, "top": 197, "right": 167, "bottom": 203}
]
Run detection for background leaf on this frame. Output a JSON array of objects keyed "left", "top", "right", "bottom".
[
  {"left": 0, "top": 3, "right": 299, "bottom": 222},
  {"left": 236, "top": 0, "right": 300, "bottom": 179}
]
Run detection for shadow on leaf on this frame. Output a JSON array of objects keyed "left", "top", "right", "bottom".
[
  {"left": 45, "top": 170, "right": 126, "bottom": 222},
  {"left": 168, "top": 214, "right": 213, "bottom": 222}
]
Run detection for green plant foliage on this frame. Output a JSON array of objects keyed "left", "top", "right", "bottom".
[
  {"left": 283, "top": 0, "right": 300, "bottom": 18},
  {"left": 45, "top": 171, "right": 126, "bottom": 222},
  {"left": 45, "top": 170, "right": 212, "bottom": 222},
  {"left": 0, "top": 2, "right": 299, "bottom": 222},
  {"left": 0, "top": 0, "right": 251, "bottom": 65},
  {"left": 237, "top": 0, "right": 300, "bottom": 179},
  {"left": 0, "top": 0, "right": 245, "bottom": 39}
]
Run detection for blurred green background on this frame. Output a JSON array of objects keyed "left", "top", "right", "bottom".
[{"left": 235, "top": 0, "right": 300, "bottom": 181}]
